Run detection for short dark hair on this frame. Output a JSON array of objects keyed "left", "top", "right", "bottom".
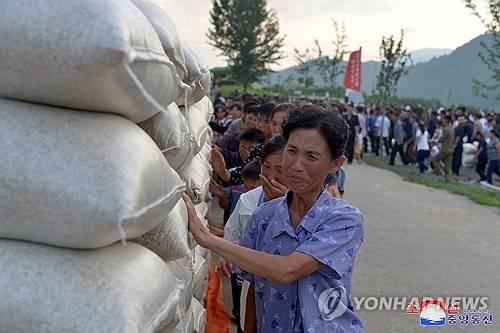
[
  {"left": 230, "top": 103, "right": 242, "bottom": 111},
  {"left": 282, "top": 106, "right": 348, "bottom": 159},
  {"left": 257, "top": 103, "right": 275, "bottom": 118},
  {"left": 271, "top": 103, "right": 298, "bottom": 120},
  {"left": 242, "top": 159, "right": 261, "bottom": 180},
  {"left": 260, "top": 134, "right": 287, "bottom": 165},
  {"left": 239, "top": 128, "right": 265, "bottom": 144},
  {"left": 243, "top": 100, "right": 259, "bottom": 114},
  {"left": 246, "top": 105, "right": 259, "bottom": 116}
]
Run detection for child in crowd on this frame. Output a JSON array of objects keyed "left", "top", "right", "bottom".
[
  {"left": 218, "top": 128, "right": 264, "bottom": 170},
  {"left": 210, "top": 128, "right": 264, "bottom": 225},
  {"left": 354, "top": 131, "right": 363, "bottom": 164},
  {"left": 429, "top": 140, "right": 440, "bottom": 171}
]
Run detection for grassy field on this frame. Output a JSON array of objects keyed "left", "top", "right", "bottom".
[
  {"left": 215, "top": 85, "right": 276, "bottom": 97},
  {"left": 363, "top": 155, "right": 500, "bottom": 208}
]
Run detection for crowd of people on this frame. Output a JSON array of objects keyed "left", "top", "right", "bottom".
[
  {"left": 188, "top": 93, "right": 498, "bottom": 332},
  {"left": 210, "top": 94, "right": 499, "bottom": 184}
]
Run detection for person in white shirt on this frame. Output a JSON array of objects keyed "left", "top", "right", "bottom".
[
  {"left": 414, "top": 122, "right": 430, "bottom": 173},
  {"left": 356, "top": 106, "right": 368, "bottom": 153},
  {"left": 374, "top": 110, "right": 391, "bottom": 156}
]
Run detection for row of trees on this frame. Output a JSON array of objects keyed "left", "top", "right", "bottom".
[{"left": 208, "top": 0, "right": 499, "bottom": 103}]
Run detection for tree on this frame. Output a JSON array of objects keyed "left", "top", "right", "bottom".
[
  {"left": 294, "top": 48, "right": 315, "bottom": 96},
  {"left": 463, "top": 0, "right": 500, "bottom": 100},
  {"left": 375, "top": 29, "right": 412, "bottom": 103},
  {"left": 207, "top": 0, "right": 285, "bottom": 92},
  {"left": 314, "top": 20, "right": 348, "bottom": 96}
]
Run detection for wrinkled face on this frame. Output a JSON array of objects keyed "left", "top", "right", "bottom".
[
  {"left": 271, "top": 111, "right": 287, "bottom": 135},
  {"left": 229, "top": 106, "right": 242, "bottom": 119},
  {"left": 239, "top": 139, "right": 258, "bottom": 161},
  {"left": 245, "top": 113, "right": 258, "bottom": 129},
  {"left": 261, "top": 152, "right": 285, "bottom": 191},
  {"left": 283, "top": 128, "right": 343, "bottom": 195},
  {"left": 243, "top": 176, "right": 261, "bottom": 192},
  {"left": 257, "top": 114, "right": 272, "bottom": 139}
]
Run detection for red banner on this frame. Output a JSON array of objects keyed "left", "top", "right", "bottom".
[{"left": 343, "top": 48, "right": 362, "bottom": 91}]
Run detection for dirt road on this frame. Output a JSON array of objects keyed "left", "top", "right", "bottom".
[{"left": 344, "top": 163, "right": 500, "bottom": 332}]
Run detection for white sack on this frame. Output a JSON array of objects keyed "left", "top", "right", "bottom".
[
  {"left": 130, "top": 0, "right": 188, "bottom": 83},
  {"left": 0, "top": 98, "right": 185, "bottom": 249},
  {"left": 192, "top": 298, "right": 207, "bottom": 333},
  {"left": 139, "top": 102, "right": 194, "bottom": 170},
  {"left": 166, "top": 254, "right": 194, "bottom": 321},
  {"left": 0, "top": 240, "right": 183, "bottom": 333},
  {"left": 462, "top": 153, "right": 476, "bottom": 168},
  {"left": 192, "top": 250, "right": 210, "bottom": 302},
  {"left": 463, "top": 143, "right": 478, "bottom": 155},
  {"left": 0, "top": 0, "right": 178, "bottom": 123},
  {"left": 131, "top": 199, "right": 190, "bottom": 262},
  {"left": 167, "top": 304, "right": 194, "bottom": 333},
  {"left": 180, "top": 96, "right": 213, "bottom": 155},
  {"left": 176, "top": 154, "right": 212, "bottom": 205},
  {"left": 176, "top": 43, "right": 212, "bottom": 106}
]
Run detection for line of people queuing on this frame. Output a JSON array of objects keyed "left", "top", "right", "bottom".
[
  {"left": 345, "top": 103, "right": 499, "bottom": 184},
  {"left": 211, "top": 95, "right": 499, "bottom": 184},
  {"left": 197, "top": 94, "right": 363, "bottom": 332},
  {"left": 198, "top": 93, "right": 497, "bottom": 332}
]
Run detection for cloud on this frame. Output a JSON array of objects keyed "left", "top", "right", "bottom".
[{"left": 157, "top": 0, "right": 486, "bottom": 70}]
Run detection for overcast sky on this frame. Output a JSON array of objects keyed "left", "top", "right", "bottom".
[{"left": 164, "top": 0, "right": 488, "bottom": 70}]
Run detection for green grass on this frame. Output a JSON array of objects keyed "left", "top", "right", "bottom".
[
  {"left": 216, "top": 85, "right": 277, "bottom": 97},
  {"left": 363, "top": 155, "right": 500, "bottom": 208}
]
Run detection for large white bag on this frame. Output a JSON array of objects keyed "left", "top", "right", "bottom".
[
  {"left": 0, "top": 98, "right": 185, "bottom": 249},
  {"left": 131, "top": 199, "right": 190, "bottom": 262},
  {"left": 192, "top": 250, "right": 210, "bottom": 302},
  {"left": 177, "top": 42, "right": 212, "bottom": 106},
  {"left": 192, "top": 298, "right": 207, "bottom": 333},
  {"left": 180, "top": 96, "right": 213, "bottom": 155},
  {"left": 167, "top": 304, "right": 194, "bottom": 333},
  {"left": 163, "top": 254, "right": 194, "bottom": 333},
  {"left": 176, "top": 154, "right": 212, "bottom": 205},
  {"left": 0, "top": 240, "right": 183, "bottom": 333},
  {"left": 130, "top": 0, "right": 189, "bottom": 84},
  {"left": 463, "top": 143, "right": 478, "bottom": 155},
  {"left": 139, "top": 102, "right": 194, "bottom": 170},
  {"left": 0, "top": 0, "right": 178, "bottom": 123}
]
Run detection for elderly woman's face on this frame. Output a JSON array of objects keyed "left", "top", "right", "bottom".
[{"left": 283, "top": 128, "right": 340, "bottom": 195}]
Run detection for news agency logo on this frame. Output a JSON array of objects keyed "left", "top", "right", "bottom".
[
  {"left": 406, "top": 298, "right": 493, "bottom": 327},
  {"left": 317, "top": 286, "right": 348, "bottom": 321}
]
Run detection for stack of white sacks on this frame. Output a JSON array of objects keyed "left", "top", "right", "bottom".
[
  {"left": 462, "top": 142, "right": 479, "bottom": 168},
  {"left": 0, "top": 0, "right": 213, "bottom": 332}
]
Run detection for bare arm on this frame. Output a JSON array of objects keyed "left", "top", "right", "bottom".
[
  {"left": 209, "top": 179, "right": 230, "bottom": 210},
  {"left": 210, "top": 148, "right": 231, "bottom": 182},
  {"left": 244, "top": 283, "right": 257, "bottom": 333},
  {"left": 474, "top": 146, "right": 484, "bottom": 160},
  {"left": 183, "top": 195, "right": 324, "bottom": 285}
]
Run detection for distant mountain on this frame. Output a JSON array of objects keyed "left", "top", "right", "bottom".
[
  {"left": 409, "top": 48, "right": 452, "bottom": 64},
  {"left": 264, "top": 34, "right": 496, "bottom": 110},
  {"left": 398, "top": 35, "right": 496, "bottom": 110}
]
